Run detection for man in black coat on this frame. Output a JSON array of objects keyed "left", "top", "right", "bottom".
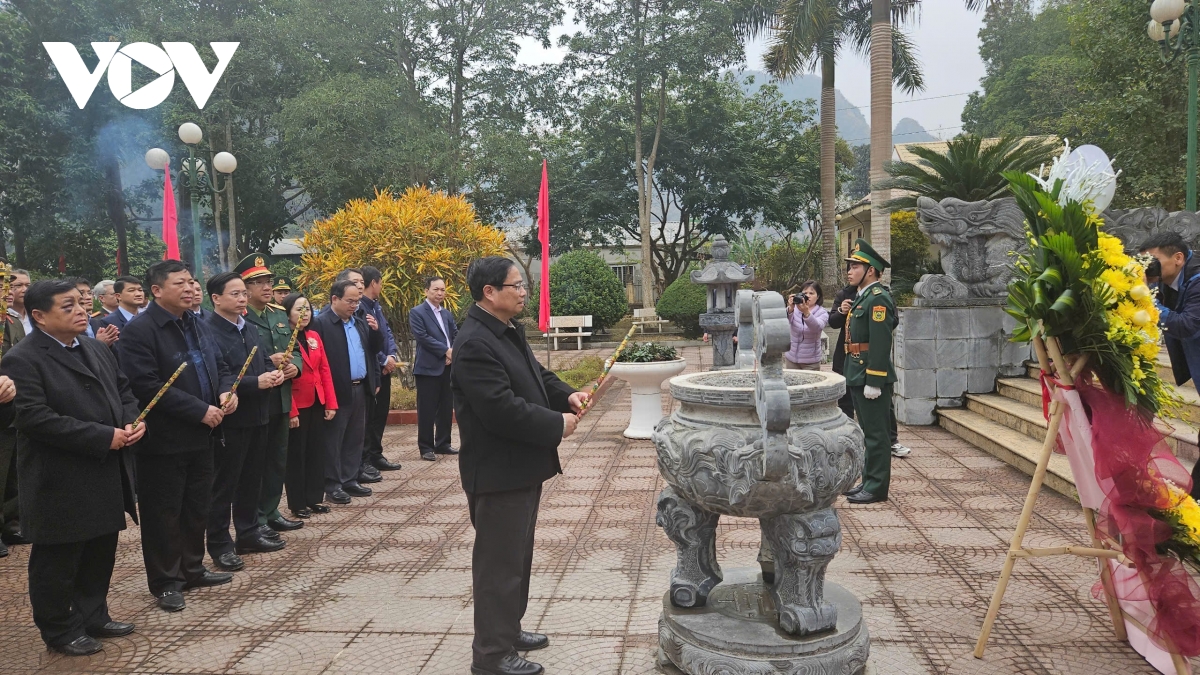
[
  {"left": 312, "top": 279, "right": 383, "bottom": 503},
  {"left": 205, "top": 272, "right": 287, "bottom": 572},
  {"left": 4, "top": 280, "right": 141, "bottom": 656},
  {"left": 116, "top": 260, "right": 238, "bottom": 613},
  {"left": 451, "top": 257, "right": 584, "bottom": 675}
]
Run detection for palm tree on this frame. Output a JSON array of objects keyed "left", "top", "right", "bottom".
[
  {"left": 737, "top": 0, "right": 923, "bottom": 288},
  {"left": 878, "top": 134, "right": 1060, "bottom": 210}
]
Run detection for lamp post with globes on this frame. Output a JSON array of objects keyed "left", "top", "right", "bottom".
[
  {"left": 1149, "top": 0, "right": 1200, "bottom": 210},
  {"left": 144, "top": 122, "right": 237, "bottom": 288}
]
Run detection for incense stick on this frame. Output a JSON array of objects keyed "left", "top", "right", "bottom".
[
  {"left": 132, "top": 362, "right": 187, "bottom": 430},
  {"left": 224, "top": 346, "right": 258, "bottom": 411},
  {"left": 577, "top": 325, "right": 638, "bottom": 418},
  {"left": 278, "top": 306, "right": 308, "bottom": 371}
]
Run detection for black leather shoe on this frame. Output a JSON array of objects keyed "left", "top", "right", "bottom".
[
  {"left": 86, "top": 621, "right": 135, "bottom": 638},
  {"left": 847, "top": 490, "right": 887, "bottom": 504},
  {"left": 214, "top": 552, "right": 245, "bottom": 571},
  {"left": 267, "top": 516, "right": 304, "bottom": 532},
  {"left": 344, "top": 482, "right": 372, "bottom": 497},
  {"left": 156, "top": 591, "right": 185, "bottom": 612},
  {"left": 326, "top": 490, "right": 351, "bottom": 504},
  {"left": 514, "top": 631, "right": 549, "bottom": 651},
  {"left": 48, "top": 635, "right": 103, "bottom": 656},
  {"left": 183, "top": 571, "right": 233, "bottom": 589},
  {"left": 421, "top": 452, "right": 437, "bottom": 461},
  {"left": 842, "top": 484, "right": 864, "bottom": 497},
  {"left": 471, "top": 652, "right": 544, "bottom": 675},
  {"left": 1, "top": 530, "right": 30, "bottom": 545},
  {"left": 357, "top": 471, "right": 383, "bottom": 484},
  {"left": 259, "top": 525, "right": 282, "bottom": 541},
  {"left": 236, "top": 536, "right": 286, "bottom": 554},
  {"left": 0, "top": 540, "right": 7, "bottom": 557},
  {"left": 434, "top": 446, "right": 459, "bottom": 455},
  {"left": 310, "top": 503, "right": 331, "bottom": 514},
  {"left": 372, "top": 456, "right": 402, "bottom": 471},
  {"left": 292, "top": 508, "right": 313, "bottom": 519},
  {"left": 360, "top": 462, "right": 382, "bottom": 478}
]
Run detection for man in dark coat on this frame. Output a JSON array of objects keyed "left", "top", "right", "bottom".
[
  {"left": 205, "top": 272, "right": 287, "bottom": 572},
  {"left": 4, "top": 280, "right": 140, "bottom": 656},
  {"left": 312, "top": 278, "right": 383, "bottom": 503},
  {"left": 100, "top": 276, "right": 144, "bottom": 331},
  {"left": 117, "top": 260, "right": 238, "bottom": 613},
  {"left": 361, "top": 265, "right": 404, "bottom": 471},
  {"left": 410, "top": 275, "right": 458, "bottom": 462},
  {"left": 451, "top": 257, "right": 584, "bottom": 675}
]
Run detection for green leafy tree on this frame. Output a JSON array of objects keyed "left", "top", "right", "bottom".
[
  {"left": 655, "top": 274, "right": 708, "bottom": 337},
  {"left": 527, "top": 250, "right": 628, "bottom": 332}
]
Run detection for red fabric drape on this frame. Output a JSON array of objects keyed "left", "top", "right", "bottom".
[
  {"left": 162, "top": 170, "right": 179, "bottom": 260},
  {"left": 537, "top": 159, "right": 550, "bottom": 334}
]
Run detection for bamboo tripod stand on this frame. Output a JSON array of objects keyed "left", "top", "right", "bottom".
[{"left": 972, "top": 334, "right": 1190, "bottom": 674}]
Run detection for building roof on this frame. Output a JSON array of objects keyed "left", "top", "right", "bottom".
[
  {"left": 892, "top": 135, "right": 1057, "bottom": 165},
  {"left": 270, "top": 238, "right": 304, "bottom": 256}
]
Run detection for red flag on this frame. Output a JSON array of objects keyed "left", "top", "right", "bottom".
[
  {"left": 537, "top": 160, "right": 551, "bottom": 333},
  {"left": 162, "top": 169, "right": 180, "bottom": 260}
]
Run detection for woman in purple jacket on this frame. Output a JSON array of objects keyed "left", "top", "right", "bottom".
[{"left": 784, "top": 281, "right": 829, "bottom": 370}]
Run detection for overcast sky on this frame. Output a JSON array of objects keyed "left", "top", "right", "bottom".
[{"left": 515, "top": 4, "right": 987, "bottom": 140}]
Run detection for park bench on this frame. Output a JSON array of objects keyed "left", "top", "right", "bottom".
[
  {"left": 632, "top": 307, "right": 669, "bottom": 333},
  {"left": 541, "top": 315, "right": 593, "bottom": 350}
]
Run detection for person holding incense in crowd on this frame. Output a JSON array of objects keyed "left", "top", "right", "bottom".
[
  {"left": 282, "top": 292, "right": 338, "bottom": 520},
  {"left": 117, "top": 260, "right": 238, "bottom": 613},
  {"left": 205, "top": 272, "right": 287, "bottom": 572},
  {"left": 3, "top": 280, "right": 139, "bottom": 655}
]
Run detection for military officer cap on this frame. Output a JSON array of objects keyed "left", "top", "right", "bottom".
[
  {"left": 272, "top": 277, "right": 292, "bottom": 292},
  {"left": 234, "top": 253, "right": 272, "bottom": 281},
  {"left": 845, "top": 238, "right": 889, "bottom": 272}
]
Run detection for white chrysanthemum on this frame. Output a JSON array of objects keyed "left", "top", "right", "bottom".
[{"left": 1031, "top": 139, "right": 1120, "bottom": 211}]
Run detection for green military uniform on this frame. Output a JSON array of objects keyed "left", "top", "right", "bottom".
[
  {"left": 235, "top": 254, "right": 303, "bottom": 528},
  {"left": 843, "top": 240, "right": 898, "bottom": 502},
  {"left": 0, "top": 271, "right": 24, "bottom": 541}
]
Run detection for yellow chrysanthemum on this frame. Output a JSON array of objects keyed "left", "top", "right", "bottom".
[{"left": 1101, "top": 268, "right": 1134, "bottom": 295}]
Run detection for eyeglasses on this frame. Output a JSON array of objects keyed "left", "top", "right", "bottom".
[
  {"left": 223, "top": 291, "right": 250, "bottom": 300},
  {"left": 498, "top": 282, "right": 527, "bottom": 291}
]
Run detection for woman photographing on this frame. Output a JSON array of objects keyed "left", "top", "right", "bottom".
[{"left": 784, "top": 280, "right": 829, "bottom": 370}]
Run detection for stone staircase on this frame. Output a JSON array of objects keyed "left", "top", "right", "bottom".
[{"left": 937, "top": 349, "right": 1200, "bottom": 500}]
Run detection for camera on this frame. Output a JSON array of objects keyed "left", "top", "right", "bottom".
[{"left": 1146, "top": 258, "right": 1162, "bottom": 280}]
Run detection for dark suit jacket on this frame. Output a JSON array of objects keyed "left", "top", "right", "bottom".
[
  {"left": 451, "top": 305, "right": 576, "bottom": 494},
  {"left": 207, "top": 313, "right": 273, "bottom": 428},
  {"left": 410, "top": 301, "right": 458, "bottom": 376},
  {"left": 116, "top": 301, "right": 234, "bottom": 455},
  {"left": 3, "top": 330, "right": 139, "bottom": 544},
  {"left": 312, "top": 309, "right": 384, "bottom": 409},
  {"left": 827, "top": 285, "right": 857, "bottom": 375},
  {"left": 101, "top": 307, "right": 136, "bottom": 331}
]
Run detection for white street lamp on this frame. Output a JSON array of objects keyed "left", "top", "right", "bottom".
[
  {"left": 178, "top": 122, "right": 203, "bottom": 145},
  {"left": 144, "top": 147, "right": 170, "bottom": 171},
  {"left": 212, "top": 151, "right": 237, "bottom": 174}
]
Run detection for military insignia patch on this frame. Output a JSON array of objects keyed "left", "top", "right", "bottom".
[
  {"left": 872, "top": 307, "right": 886, "bottom": 322},
  {"left": 255, "top": 255, "right": 265, "bottom": 267}
]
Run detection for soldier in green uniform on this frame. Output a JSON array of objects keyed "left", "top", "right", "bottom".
[
  {"left": 272, "top": 278, "right": 292, "bottom": 306},
  {"left": 234, "top": 255, "right": 305, "bottom": 535},
  {"left": 841, "top": 239, "right": 898, "bottom": 505}
]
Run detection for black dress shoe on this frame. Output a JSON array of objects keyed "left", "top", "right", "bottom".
[
  {"left": 214, "top": 552, "right": 245, "bottom": 571},
  {"left": 268, "top": 516, "right": 304, "bottom": 531},
  {"left": 0, "top": 540, "right": 7, "bottom": 557},
  {"left": 326, "top": 490, "right": 351, "bottom": 504},
  {"left": 292, "top": 508, "right": 313, "bottom": 519},
  {"left": 156, "top": 591, "right": 185, "bottom": 612},
  {"left": 421, "top": 452, "right": 437, "bottom": 461},
  {"left": 183, "top": 571, "right": 234, "bottom": 589},
  {"left": 48, "top": 635, "right": 103, "bottom": 656},
  {"left": 842, "top": 484, "right": 864, "bottom": 497},
  {"left": 514, "top": 630, "right": 549, "bottom": 651},
  {"left": 372, "top": 456, "right": 402, "bottom": 471},
  {"left": 236, "top": 536, "right": 286, "bottom": 554},
  {"left": 434, "top": 446, "right": 459, "bottom": 455},
  {"left": 86, "top": 621, "right": 135, "bottom": 638},
  {"left": 471, "top": 652, "right": 544, "bottom": 675},
  {"left": 360, "top": 462, "right": 382, "bottom": 479},
  {"left": 1, "top": 530, "right": 30, "bottom": 545},
  {"left": 357, "top": 471, "right": 383, "bottom": 484},
  {"left": 847, "top": 490, "right": 887, "bottom": 504},
  {"left": 310, "top": 503, "right": 331, "bottom": 514},
  {"left": 344, "top": 482, "right": 372, "bottom": 497}
]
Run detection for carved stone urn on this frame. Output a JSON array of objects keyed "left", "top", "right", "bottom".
[{"left": 652, "top": 291, "right": 869, "bottom": 674}]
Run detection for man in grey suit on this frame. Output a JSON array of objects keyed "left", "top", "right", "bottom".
[{"left": 410, "top": 276, "right": 458, "bottom": 462}]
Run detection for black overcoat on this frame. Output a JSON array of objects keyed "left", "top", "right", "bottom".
[
  {"left": 3, "top": 330, "right": 139, "bottom": 544},
  {"left": 207, "top": 312, "right": 273, "bottom": 428},
  {"left": 312, "top": 309, "right": 383, "bottom": 408},
  {"left": 451, "top": 304, "right": 576, "bottom": 494},
  {"left": 827, "top": 284, "right": 857, "bottom": 375}
]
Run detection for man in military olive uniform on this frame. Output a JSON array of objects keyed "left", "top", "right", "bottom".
[
  {"left": 234, "top": 255, "right": 305, "bottom": 536},
  {"left": 272, "top": 278, "right": 292, "bottom": 306},
  {"left": 841, "top": 239, "right": 898, "bottom": 505}
]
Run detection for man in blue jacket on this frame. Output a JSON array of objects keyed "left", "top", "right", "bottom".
[
  {"left": 410, "top": 276, "right": 458, "bottom": 462},
  {"left": 360, "top": 266, "right": 402, "bottom": 473},
  {"left": 1144, "top": 231, "right": 1200, "bottom": 496}
]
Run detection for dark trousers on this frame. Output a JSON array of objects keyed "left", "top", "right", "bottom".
[
  {"left": 326, "top": 384, "right": 367, "bottom": 493},
  {"left": 257, "top": 413, "right": 290, "bottom": 526},
  {"left": 841, "top": 382, "right": 899, "bottom": 445},
  {"left": 850, "top": 384, "right": 894, "bottom": 498},
  {"left": 415, "top": 371, "right": 453, "bottom": 454},
  {"left": 287, "top": 404, "right": 329, "bottom": 511},
  {"left": 28, "top": 532, "right": 118, "bottom": 646},
  {"left": 466, "top": 484, "right": 542, "bottom": 666},
  {"left": 364, "top": 373, "right": 391, "bottom": 463},
  {"left": 0, "top": 428, "right": 19, "bottom": 533},
  {"left": 136, "top": 447, "right": 214, "bottom": 595},
  {"left": 208, "top": 425, "right": 267, "bottom": 557}
]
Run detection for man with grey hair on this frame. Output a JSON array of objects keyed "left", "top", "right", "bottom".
[{"left": 94, "top": 280, "right": 117, "bottom": 317}]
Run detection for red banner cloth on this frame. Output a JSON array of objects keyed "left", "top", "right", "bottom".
[
  {"left": 162, "top": 169, "right": 179, "bottom": 260},
  {"left": 537, "top": 159, "right": 550, "bottom": 334}
]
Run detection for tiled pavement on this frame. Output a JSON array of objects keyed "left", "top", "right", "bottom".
[{"left": 0, "top": 345, "right": 1188, "bottom": 673}]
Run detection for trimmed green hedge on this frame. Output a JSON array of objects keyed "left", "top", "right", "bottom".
[
  {"left": 656, "top": 275, "right": 707, "bottom": 338},
  {"left": 527, "top": 250, "right": 628, "bottom": 332}
]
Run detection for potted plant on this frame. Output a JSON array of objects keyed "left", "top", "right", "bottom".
[{"left": 608, "top": 342, "right": 687, "bottom": 439}]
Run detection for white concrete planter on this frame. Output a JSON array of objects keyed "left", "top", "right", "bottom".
[{"left": 608, "top": 358, "right": 688, "bottom": 439}]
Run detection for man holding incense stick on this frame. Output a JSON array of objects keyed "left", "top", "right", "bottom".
[
  {"left": 206, "top": 272, "right": 286, "bottom": 571},
  {"left": 118, "top": 260, "right": 238, "bottom": 613}
]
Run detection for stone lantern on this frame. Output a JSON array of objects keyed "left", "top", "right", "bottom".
[{"left": 690, "top": 235, "right": 753, "bottom": 370}]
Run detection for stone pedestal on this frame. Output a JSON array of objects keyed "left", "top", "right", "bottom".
[
  {"left": 657, "top": 568, "right": 869, "bottom": 675},
  {"left": 691, "top": 235, "right": 753, "bottom": 370}
]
